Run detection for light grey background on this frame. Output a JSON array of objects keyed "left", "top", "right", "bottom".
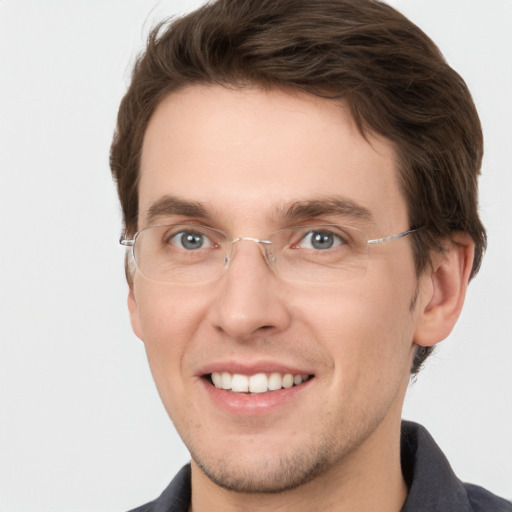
[{"left": 0, "top": 1, "right": 510, "bottom": 511}]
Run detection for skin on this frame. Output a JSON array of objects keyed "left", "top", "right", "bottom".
[{"left": 128, "top": 85, "right": 474, "bottom": 511}]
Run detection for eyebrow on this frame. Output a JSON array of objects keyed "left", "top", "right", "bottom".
[
  {"left": 144, "top": 194, "right": 374, "bottom": 227},
  {"left": 146, "top": 196, "right": 211, "bottom": 225},
  {"left": 278, "top": 197, "right": 374, "bottom": 224}
]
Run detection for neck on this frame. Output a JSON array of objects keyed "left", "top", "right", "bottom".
[{"left": 190, "top": 413, "right": 408, "bottom": 512}]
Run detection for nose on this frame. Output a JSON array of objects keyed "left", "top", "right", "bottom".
[{"left": 209, "top": 239, "right": 291, "bottom": 341}]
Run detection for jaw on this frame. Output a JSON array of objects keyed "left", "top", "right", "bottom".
[
  {"left": 188, "top": 386, "right": 409, "bottom": 511},
  {"left": 177, "top": 364, "right": 408, "bottom": 483}
]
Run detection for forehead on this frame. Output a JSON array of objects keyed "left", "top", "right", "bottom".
[{"left": 139, "top": 85, "right": 408, "bottom": 232}]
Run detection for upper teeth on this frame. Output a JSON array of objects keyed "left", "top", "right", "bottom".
[{"left": 210, "top": 372, "right": 309, "bottom": 394}]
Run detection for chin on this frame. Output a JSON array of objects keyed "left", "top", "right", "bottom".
[
  {"left": 196, "top": 454, "right": 332, "bottom": 494},
  {"left": 189, "top": 433, "right": 347, "bottom": 494}
]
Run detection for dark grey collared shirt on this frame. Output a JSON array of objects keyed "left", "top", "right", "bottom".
[
  {"left": 399, "top": 422, "right": 511, "bottom": 511},
  {"left": 127, "top": 421, "right": 511, "bottom": 512}
]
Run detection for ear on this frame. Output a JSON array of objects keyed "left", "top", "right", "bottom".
[
  {"left": 128, "top": 285, "right": 144, "bottom": 341},
  {"left": 413, "top": 233, "right": 475, "bottom": 347}
]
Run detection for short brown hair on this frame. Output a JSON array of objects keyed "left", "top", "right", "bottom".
[{"left": 110, "top": 0, "right": 486, "bottom": 373}]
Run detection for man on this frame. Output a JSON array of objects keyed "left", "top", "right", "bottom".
[{"left": 109, "top": 0, "right": 511, "bottom": 510}]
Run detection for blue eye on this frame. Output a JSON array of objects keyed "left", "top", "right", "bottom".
[
  {"left": 170, "top": 230, "right": 212, "bottom": 250},
  {"left": 299, "top": 230, "right": 344, "bottom": 250}
]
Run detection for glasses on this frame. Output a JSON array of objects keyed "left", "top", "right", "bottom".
[{"left": 119, "top": 224, "right": 419, "bottom": 284}]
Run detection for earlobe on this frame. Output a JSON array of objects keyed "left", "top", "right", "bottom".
[
  {"left": 128, "top": 286, "right": 144, "bottom": 341},
  {"left": 413, "top": 233, "right": 475, "bottom": 347}
]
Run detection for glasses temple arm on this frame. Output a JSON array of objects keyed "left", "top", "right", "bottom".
[
  {"left": 119, "top": 234, "right": 135, "bottom": 247},
  {"left": 367, "top": 228, "right": 421, "bottom": 246}
]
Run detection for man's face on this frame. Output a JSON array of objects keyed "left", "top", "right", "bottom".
[{"left": 129, "top": 85, "right": 426, "bottom": 492}]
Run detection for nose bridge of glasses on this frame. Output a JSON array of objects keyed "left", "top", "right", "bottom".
[
  {"left": 231, "top": 236, "right": 272, "bottom": 245},
  {"left": 225, "top": 236, "right": 274, "bottom": 270}
]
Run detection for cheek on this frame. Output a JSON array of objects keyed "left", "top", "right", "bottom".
[
  {"left": 135, "top": 282, "right": 207, "bottom": 339},
  {"left": 297, "top": 272, "right": 416, "bottom": 383},
  {"left": 132, "top": 284, "right": 209, "bottom": 395},
  {"left": 298, "top": 285, "right": 415, "bottom": 432}
]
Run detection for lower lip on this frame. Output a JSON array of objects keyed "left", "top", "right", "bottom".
[{"left": 200, "top": 377, "right": 313, "bottom": 416}]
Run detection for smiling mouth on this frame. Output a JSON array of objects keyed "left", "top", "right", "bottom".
[{"left": 206, "top": 372, "right": 313, "bottom": 394}]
